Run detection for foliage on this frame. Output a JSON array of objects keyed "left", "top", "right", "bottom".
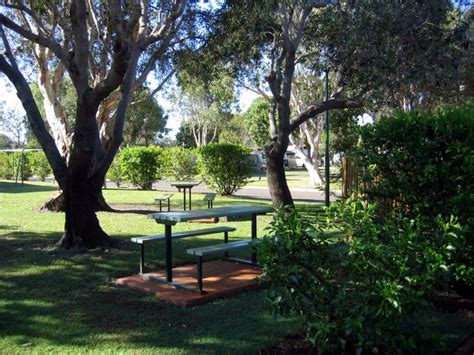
[
  {"left": 330, "top": 109, "right": 362, "bottom": 156},
  {"left": 30, "top": 150, "right": 52, "bottom": 181},
  {"left": 0, "top": 133, "right": 12, "bottom": 149},
  {"left": 243, "top": 98, "right": 270, "bottom": 148},
  {"left": 123, "top": 89, "right": 168, "bottom": 146},
  {"left": 175, "top": 121, "right": 197, "bottom": 148},
  {"left": 259, "top": 199, "right": 464, "bottom": 353},
  {"left": 0, "top": 151, "right": 13, "bottom": 179},
  {"left": 1, "top": 151, "right": 33, "bottom": 181},
  {"left": 219, "top": 113, "right": 252, "bottom": 146},
  {"left": 120, "top": 146, "right": 162, "bottom": 190},
  {"left": 107, "top": 153, "right": 123, "bottom": 188},
  {"left": 161, "top": 147, "right": 197, "bottom": 181},
  {"left": 172, "top": 66, "right": 236, "bottom": 146},
  {"left": 309, "top": 0, "right": 471, "bottom": 112},
  {"left": 197, "top": 143, "right": 252, "bottom": 195},
  {"left": 358, "top": 106, "right": 474, "bottom": 291}
]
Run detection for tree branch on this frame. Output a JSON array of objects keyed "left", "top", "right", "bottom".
[
  {"left": 289, "top": 97, "right": 363, "bottom": 134},
  {"left": 0, "top": 13, "right": 68, "bottom": 63}
]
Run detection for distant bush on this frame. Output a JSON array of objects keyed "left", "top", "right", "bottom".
[
  {"left": 197, "top": 143, "right": 252, "bottom": 195},
  {"left": 259, "top": 200, "right": 462, "bottom": 353},
  {"left": 0, "top": 152, "right": 13, "bottom": 179},
  {"left": 107, "top": 153, "right": 124, "bottom": 187},
  {"left": 30, "top": 151, "right": 52, "bottom": 181},
  {"left": 120, "top": 146, "right": 161, "bottom": 189},
  {"left": 5, "top": 152, "right": 33, "bottom": 181},
  {"left": 161, "top": 147, "right": 196, "bottom": 181},
  {"left": 358, "top": 105, "right": 474, "bottom": 292}
]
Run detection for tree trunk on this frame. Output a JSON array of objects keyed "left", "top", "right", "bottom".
[
  {"left": 265, "top": 140, "right": 294, "bottom": 207},
  {"left": 40, "top": 188, "right": 113, "bottom": 212},
  {"left": 55, "top": 179, "right": 115, "bottom": 249}
]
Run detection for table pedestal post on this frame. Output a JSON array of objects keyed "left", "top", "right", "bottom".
[
  {"left": 251, "top": 214, "right": 257, "bottom": 264},
  {"left": 165, "top": 224, "right": 172, "bottom": 282}
]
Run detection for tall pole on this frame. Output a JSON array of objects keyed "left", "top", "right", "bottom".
[{"left": 325, "top": 69, "right": 330, "bottom": 207}]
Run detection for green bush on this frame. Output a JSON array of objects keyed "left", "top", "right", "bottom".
[
  {"left": 161, "top": 147, "right": 196, "bottom": 181},
  {"left": 7, "top": 152, "right": 33, "bottom": 181},
  {"left": 259, "top": 200, "right": 462, "bottom": 353},
  {"left": 0, "top": 152, "right": 13, "bottom": 179},
  {"left": 358, "top": 105, "right": 474, "bottom": 292},
  {"left": 197, "top": 143, "right": 252, "bottom": 195},
  {"left": 107, "top": 153, "right": 124, "bottom": 188},
  {"left": 30, "top": 151, "right": 52, "bottom": 181},
  {"left": 120, "top": 146, "right": 161, "bottom": 190}
]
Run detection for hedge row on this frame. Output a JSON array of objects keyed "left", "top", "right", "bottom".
[
  {"left": 108, "top": 143, "right": 252, "bottom": 194},
  {"left": 0, "top": 150, "right": 52, "bottom": 181}
]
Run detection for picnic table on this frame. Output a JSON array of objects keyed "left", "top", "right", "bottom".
[
  {"left": 145, "top": 205, "right": 272, "bottom": 292},
  {"left": 170, "top": 181, "right": 201, "bottom": 210}
]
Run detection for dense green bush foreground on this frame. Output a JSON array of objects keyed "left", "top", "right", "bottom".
[
  {"left": 259, "top": 106, "right": 474, "bottom": 353},
  {"left": 359, "top": 106, "right": 474, "bottom": 293}
]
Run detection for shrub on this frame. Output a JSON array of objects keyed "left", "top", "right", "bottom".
[
  {"left": 197, "top": 143, "right": 252, "bottom": 195},
  {"left": 0, "top": 152, "right": 13, "bottom": 179},
  {"left": 6, "top": 152, "right": 33, "bottom": 181},
  {"left": 31, "top": 151, "right": 52, "bottom": 181},
  {"left": 107, "top": 153, "right": 124, "bottom": 187},
  {"left": 259, "top": 199, "right": 462, "bottom": 353},
  {"left": 161, "top": 147, "right": 196, "bottom": 181},
  {"left": 358, "top": 105, "right": 474, "bottom": 292},
  {"left": 120, "top": 146, "right": 161, "bottom": 189}
]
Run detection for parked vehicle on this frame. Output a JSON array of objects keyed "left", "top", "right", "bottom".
[{"left": 249, "top": 152, "right": 267, "bottom": 170}]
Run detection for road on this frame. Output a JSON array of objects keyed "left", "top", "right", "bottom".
[{"left": 152, "top": 180, "right": 340, "bottom": 203}]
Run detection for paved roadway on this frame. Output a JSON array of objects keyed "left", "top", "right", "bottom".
[{"left": 152, "top": 180, "right": 340, "bottom": 203}]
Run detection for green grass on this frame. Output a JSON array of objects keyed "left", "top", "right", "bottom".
[
  {"left": 247, "top": 168, "right": 342, "bottom": 190},
  {"left": 0, "top": 180, "right": 319, "bottom": 354},
  {"left": 1, "top": 180, "right": 471, "bottom": 354}
]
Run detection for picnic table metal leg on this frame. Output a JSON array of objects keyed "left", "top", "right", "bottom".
[
  {"left": 159, "top": 200, "right": 163, "bottom": 212},
  {"left": 167, "top": 198, "right": 170, "bottom": 211},
  {"left": 224, "top": 231, "right": 229, "bottom": 258},
  {"left": 251, "top": 214, "right": 257, "bottom": 264},
  {"left": 140, "top": 244, "right": 145, "bottom": 274},
  {"left": 189, "top": 188, "right": 192, "bottom": 210},
  {"left": 165, "top": 224, "right": 172, "bottom": 282},
  {"left": 183, "top": 188, "right": 187, "bottom": 210},
  {"left": 198, "top": 256, "right": 203, "bottom": 293}
]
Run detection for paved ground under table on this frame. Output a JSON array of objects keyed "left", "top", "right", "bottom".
[{"left": 115, "top": 260, "right": 262, "bottom": 306}]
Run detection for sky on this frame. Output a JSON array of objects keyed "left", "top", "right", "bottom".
[{"left": 0, "top": 74, "right": 260, "bottom": 139}]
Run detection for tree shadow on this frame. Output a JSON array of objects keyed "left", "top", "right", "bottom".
[
  {"left": 0, "top": 230, "right": 297, "bottom": 353},
  {"left": 0, "top": 181, "right": 57, "bottom": 193}
]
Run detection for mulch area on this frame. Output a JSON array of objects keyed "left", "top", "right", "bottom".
[
  {"left": 115, "top": 260, "right": 262, "bottom": 306},
  {"left": 260, "top": 294, "right": 474, "bottom": 355}
]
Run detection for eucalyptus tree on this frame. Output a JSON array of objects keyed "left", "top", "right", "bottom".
[
  {"left": 0, "top": 0, "right": 209, "bottom": 248},
  {"left": 204, "top": 0, "right": 470, "bottom": 206},
  {"left": 172, "top": 66, "right": 236, "bottom": 147}
]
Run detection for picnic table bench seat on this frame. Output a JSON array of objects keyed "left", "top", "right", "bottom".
[
  {"left": 131, "top": 226, "right": 236, "bottom": 273},
  {"left": 154, "top": 193, "right": 174, "bottom": 211},
  {"left": 203, "top": 193, "right": 217, "bottom": 208},
  {"left": 187, "top": 239, "right": 256, "bottom": 293}
]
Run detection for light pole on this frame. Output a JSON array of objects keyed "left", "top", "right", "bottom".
[{"left": 325, "top": 69, "right": 330, "bottom": 207}]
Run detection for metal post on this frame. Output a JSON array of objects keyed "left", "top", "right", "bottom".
[
  {"left": 251, "top": 214, "right": 257, "bottom": 264},
  {"left": 183, "top": 188, "right": 186, "bottom": 210},
  {"left": 198, "top": 256, "right": 203, "bottom": 293},
  {"left": 325, "top": 69, "right": 330, "bottom": 207},
  {"left": 165, "top": 224, "right": 172, "bottom": 282},
  {"left": 189, "top": 187, "right": 192, "bottom": 210},
  {"left": 140, "top": 244, "right": 145, "bottom": 274}
]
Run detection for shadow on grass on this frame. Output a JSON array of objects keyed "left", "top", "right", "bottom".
[
  {"left": 0, "top": 181, "right": 57, "bottom": 193},
  {"left": 0, "top": 230, "right": 297, "bottom": 353}
]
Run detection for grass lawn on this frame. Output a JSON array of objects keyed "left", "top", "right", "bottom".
[
  {"left": 0, "top": 180, "right": 315, "bottom": 354},
  {"left": 247, "top": 168, "right": 342, "bottom": 190},
  {"left": 1, "top": 180, "right": 472, "bottom": 354}
]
